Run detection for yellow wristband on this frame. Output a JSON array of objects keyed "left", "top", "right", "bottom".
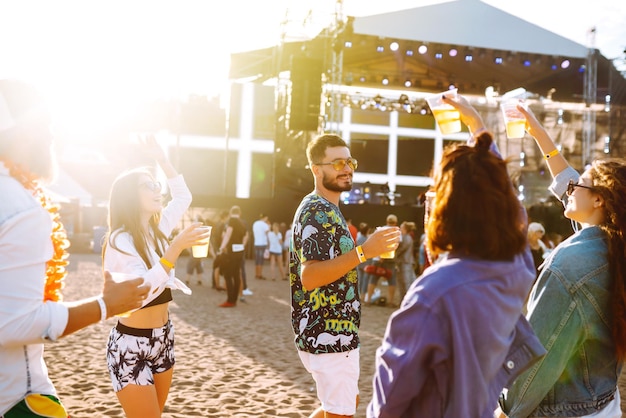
[
  {"left": 160, "top": 257, "right": 174, "bottom": 269},
  {"left": 355, "top": 245, "right": 366, "bottom": 263},
  {"left": 544, "top": 149, "right": 559, "bottom": 159}
]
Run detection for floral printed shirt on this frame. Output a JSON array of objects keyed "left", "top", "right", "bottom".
[{"left": 290, "top": 193, "right": 360, "bottom": 354}]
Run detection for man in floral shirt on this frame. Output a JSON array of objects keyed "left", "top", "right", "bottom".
[{"left": 289, "top": 134, "right": 400, "bottom": 418}]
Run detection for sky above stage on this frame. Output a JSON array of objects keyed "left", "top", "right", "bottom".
[{"left": 0, "top": 0, "right": 624, "bottom": 135}]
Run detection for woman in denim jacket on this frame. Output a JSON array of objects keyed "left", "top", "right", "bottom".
[{"left": 499, "top": 105, "right": 626, "bottom": 417}]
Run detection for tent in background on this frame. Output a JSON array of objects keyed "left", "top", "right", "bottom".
[{"left": 47, "top": 168, "right": 93, "bottom": 206}]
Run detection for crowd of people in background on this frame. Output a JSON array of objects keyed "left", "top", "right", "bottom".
[
  {"left": 180, "top": 205, "right": 564, "bottom": 310},
  {"left": 179, "top": 209, "right": 296, "bottom": 301},
  {"left": 179, "top": 204, "right": 563, "bottom": 314},
  {"left": 179, "top": 204, "right": 430, "bottom": 311}
]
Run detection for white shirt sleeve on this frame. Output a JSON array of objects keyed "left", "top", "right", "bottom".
[
  {"left": 0, "top": 182, "right": 69, "bottom": 346},
  {"left": 0, "top": 301, "right": 68, "bottom": 346},
  {"left": 549, "top": 166, "right": 579, "bottom": 201},
  {"left": 159, "top": 174, "right": 193, "bottom": 236}
]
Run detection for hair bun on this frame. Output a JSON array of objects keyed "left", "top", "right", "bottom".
[{"left": 474, "top": 131, "right": 493, "bottom": 153}]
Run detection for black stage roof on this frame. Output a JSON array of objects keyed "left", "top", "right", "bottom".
[{"left": 230, "top": 0, "right": 626, "bottom": 105}]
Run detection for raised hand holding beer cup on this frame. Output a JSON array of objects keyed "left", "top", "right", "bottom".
[
  {"left": 426, "top": 88, "right": 462, "bottom": 134},
  {"left": 191, "top": 226, "right": 212, "bottom": 258},
  {"left": 376, "top": 226, "right": 399, "bottom": 259},
  {"left": 501, "top": 100, "right": 527, "bottom": 139},
  {"left": 440, "top": 93, "right": 489, "bottom": 137}
]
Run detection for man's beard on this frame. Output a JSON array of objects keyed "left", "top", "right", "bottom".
[{"left": 322, "top": 172, "right": 352, "bottom": 192}]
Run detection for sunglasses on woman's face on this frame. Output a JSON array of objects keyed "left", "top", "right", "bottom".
[
  {"left": 139, "top": 181, "right": 162, "bottom": 192},
  {"left": 566, "top": 179, "right": 595, "bottom": 196},
  {"left": 315, "top": 158, "right": 358, "bottom": 171}
]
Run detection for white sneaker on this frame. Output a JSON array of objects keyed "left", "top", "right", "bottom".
[{"left": 242, "top": 288, "right": 253, "bottom": 296}]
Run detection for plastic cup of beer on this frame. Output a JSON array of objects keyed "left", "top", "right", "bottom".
[
  {"left": 501, "top": 101, "right": 526, "bottom": 139},
  {"left": 110, "top": 272, "right": 140, "bottom": 317},
  {"left": 376, "top": 226, "right": 396, "bottom": 259},
  {"left": 192, "top": 226, "right": 212, "bottom": 258},
  {"left": 425, "top": 88, "right": 461, "bottom": 134}
]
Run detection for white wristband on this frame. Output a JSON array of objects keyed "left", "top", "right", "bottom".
[{"left": 96, "top": 295, "right": 107, "bottom": 323}]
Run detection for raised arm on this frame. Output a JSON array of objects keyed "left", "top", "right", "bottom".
[
  {"left": 442, "top": 95, "right": 501, "bottom": 157},
  {"left": 442, "top": 94, "right": 487, "bottom": 136},
  {"left": 140, "top": 135, "right": 179, "bottom": 179},
  {"left": 516, "top": 104, "right": 570, "bottom": 179}
]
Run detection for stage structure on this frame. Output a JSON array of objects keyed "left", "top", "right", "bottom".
[{"left": 229, "top": 0, "right": 626, "bottom": 207}]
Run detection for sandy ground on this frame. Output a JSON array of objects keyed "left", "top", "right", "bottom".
[
  {"left": 44, "top": 253, "right": 393, "bottom": 417},
  {"left": 44, "top": 253, "right": 626, "bottom": 417}
]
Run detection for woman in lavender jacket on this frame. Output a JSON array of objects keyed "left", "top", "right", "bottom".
[
  {"left": 103, "top": 137, "right": 209, "bottom": 417},
  {"left": 368, "top": 96, "right": 545, "bottom": 418}
]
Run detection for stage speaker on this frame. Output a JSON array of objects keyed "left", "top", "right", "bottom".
[{"left": 290, "top": 57, "right": 323, "bottom": 131}]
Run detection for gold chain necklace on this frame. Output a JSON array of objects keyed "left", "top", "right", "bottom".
[{"left": 1, "top": 159, "right": 69, "bottom": 301}]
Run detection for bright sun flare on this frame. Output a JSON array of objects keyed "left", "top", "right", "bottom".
[
  {"left": 1, "top": 0, "right": 624, "bottom": 140},
  {"left": 1, "top": 1, "right": 250, "bottom": 137}
]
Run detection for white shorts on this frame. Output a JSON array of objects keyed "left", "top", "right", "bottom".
[{"left": 298, "top": 348, "right": 360, "bottom": 415}]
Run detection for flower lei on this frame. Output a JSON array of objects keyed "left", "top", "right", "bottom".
[{"left": 1, "top": 158, "right": 69, "bottom": 302}]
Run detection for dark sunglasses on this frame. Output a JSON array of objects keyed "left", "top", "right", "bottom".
[
  {"left": 315, "top": 158, "right": 358, "bottom": 171},
  {"left": 566, "top": 179, "right": 595, "bottom": 196},
  {"left": 140, "top": 181, "right": 162, "bottom": 192}
]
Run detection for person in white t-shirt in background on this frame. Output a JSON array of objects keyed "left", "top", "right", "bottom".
[
  {"left": 252, "top": 213, "right": 270, "bottom": 281},
  {"left": 267, "top": 222, "right": 286, "bottom": 280}
]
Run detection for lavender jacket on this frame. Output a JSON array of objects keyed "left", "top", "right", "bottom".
[{"left": 368, "top": 250, "right": 546, "bottom": 418}]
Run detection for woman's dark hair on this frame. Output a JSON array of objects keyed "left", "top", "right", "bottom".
[
  {"left": 589, "top": 159, "right": 626, "bottom": 360},
  {"left": 104, "top": 167, "right": 168, "bottom": 269},
  {"left": 426, "top": 132, "right": 526, "bottom": 260}
]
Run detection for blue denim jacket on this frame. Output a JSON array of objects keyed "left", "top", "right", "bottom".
[{"left": 501, "top": 167, "right": 622, "bottom": 416}]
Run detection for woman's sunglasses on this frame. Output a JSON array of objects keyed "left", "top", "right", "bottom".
[
  {"left": 140, "top": 181, "right": 162, "bottom": 192},
  {"left": 566, "top": 179, "right": 595, "bottom": 196}
]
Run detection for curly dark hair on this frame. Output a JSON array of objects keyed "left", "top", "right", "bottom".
[
  {"left": 588, "top": 159, "right": 626, "bottom": 360},
  {"left": 426, "top": 131, "right": 526, "bottom": 260}
]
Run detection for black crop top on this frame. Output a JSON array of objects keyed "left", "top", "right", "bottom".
[{"left": 141, "top": 288, "right": 173, "bottom": 309}]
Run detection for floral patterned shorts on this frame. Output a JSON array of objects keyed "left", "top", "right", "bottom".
[{"left": 106, "top": 320, "right": 175, "bottom": 392}]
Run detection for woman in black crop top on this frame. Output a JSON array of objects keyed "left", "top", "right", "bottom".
[{"left": 102, "top": 136, "right": 209, "bottom": 418}]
